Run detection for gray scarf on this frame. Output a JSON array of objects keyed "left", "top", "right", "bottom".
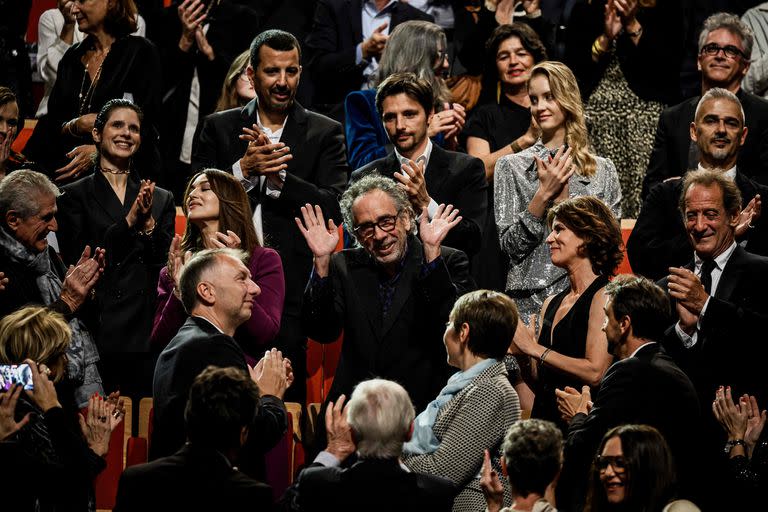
[{"left": 0, "top": 227, "right": 103, "bottom": 406}]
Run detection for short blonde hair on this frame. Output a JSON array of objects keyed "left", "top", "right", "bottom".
[{"left": 0, "top": 306, "right": 71, "bottom": 367}]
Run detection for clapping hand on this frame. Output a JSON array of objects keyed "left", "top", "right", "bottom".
[
  {"left": 735, "top": 194, "right": 761, "bottom": 238},
  {"left": 535, "top": 145, "right": 575, "bottom": 204},
  {"left": 60, "top": 245, "right": 105, "bottom": 312},
  {"left": 325, "top": 395, "right": 355, "bottom": 462},
  {"left": 394, "top": 159, "right": 430, "bottom": 211},
  {"left": 167, "top": 235, "right": 193, "bottom": 297},
  {"left": 555, "top": 385, "right": 592, "bottom": 423},
  {"left": 714, "top": 386, "right": 766, "bottom": 458},
  {"left": 419, "top": 204, "right": 461, "bottom": 262},
  {"left": 248, "top": 348, "right": 290, "bottom": 399},
  {"left": 667, "top": 267, "right": 708, "bottom": 319},
  {"left": 126, "top": 180, "right": 155, "bottom": 230},
  {"left": 79, "top": 392, "right": 124, "bottom": 457},
  {"left": 479, "top": 449, "right": 504, "bottom": 512},
  {"left": 239, "top": 125, "right": 292, "bottom": 179},
  {"left": 295, "top": 204, "right": 338, "bottom": 277}
]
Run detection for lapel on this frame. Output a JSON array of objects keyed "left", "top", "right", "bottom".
[
  {"left": 280, "top": 101, "right": 308, "bottom": 177},
  {"left": 679, "top": 97, "right": 699, "bottom": 169},
  {"left": 425, "top": 145, "right": 449, "bottom": 200},
  {"left": 735, "top": 171, "right": 757, "bottom": 208},
  {"left": 91, "top": 172, "right": 139, "bottom": 224},
  {"left": 380, "top": 236, "right": 422, "bottom": 338},
  {"left": 350, "top": 0, "right": 364, "bottom": 43},
  {"left": 714, "top": 246, "right": 746, "bottom": 302},
  {"left": 236, "top": 100, "right": 258, "bottom": 159},
  {"left": 390, "top": 0, "right": 408, "bottom": 29}
]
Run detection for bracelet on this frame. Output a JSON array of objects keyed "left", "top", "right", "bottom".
[
  {"left": 65, "top": 119, "right": 78, "bottom": 137},
  {"left": 625, "top": 25, "right": 643, "bottom": 38},
  {"left": 591, "top": 37, "right": 607, "bottom": 59},
  {"left": 539, "top": 347, "right": 553, "bottom": 365},
  {"left": 510, "top": 140, "right": 523, "bottom": 153},
  {"left": 724, "top": 439, "right": 746, "bottom": 455}
]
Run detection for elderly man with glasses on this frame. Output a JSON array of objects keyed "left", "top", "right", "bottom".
[
  {"left": 642, "top": 12, "right": 768, "bottom": 197},
  {"left": 297, "top": 173, "right": 474, "bottom": 453}
]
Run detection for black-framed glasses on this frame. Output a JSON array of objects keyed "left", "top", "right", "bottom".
[
  {"left": 595, "top": 455, "right": 627, "bottom": 473},
  {"left": 353, "top": 213, "right": 400, "bottom": 240},
  {"left": 700, "top": 43, "right": 746, "bottom": 60}
]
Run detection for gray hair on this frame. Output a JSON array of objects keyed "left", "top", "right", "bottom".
[
  {"left": 346, "top": 379, "right": 415, "bottom": 459},
  {"left": 341, "top": 174, "right": 416, "bottom": 239},
  {"left": 679, "top": 168, "right": 743, "bottom": 219},
  {"left": 0, "top": 169, "right": 60, "bottom": 222},
  {"left": 502, "top": 419, "right": 563, "bottom": 496},
  {"left": 178, "top": 248, "right": 249, "bottom": 313},
  {"left": 694, "top": 87, "right": 745, "bottom": 125},
  {"left": 698, "top": 12, "right": 754, "bottom": 58},
  {"left": 374, "top": 20, "right": 452, "bottom": 105}
]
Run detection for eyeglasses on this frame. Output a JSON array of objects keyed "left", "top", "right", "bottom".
[
  {"left": 353, "top": 213, "right": 400, "bottom": 240},
  {"left": 238, "top": 69, "right": 250, "bottom": 83},
  {"left": 700, "top": 43, "right": 746, "bottom": 60},
  {"left": 595, "top": 455, "right": 627, "bottom": 473}
]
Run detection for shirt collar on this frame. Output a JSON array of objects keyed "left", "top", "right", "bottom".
[
  {"left": 629, "top": 341, "right": 657, "bottom": 359},
  {"left": 395, "top": 138, "right": 433, "bottom": 171},
  {"left": 192, "top": 315, "right": 225, "bottom": 334},
  {"left": 697, "top": 163, "right": 737, "bottom": 180},
  {"left": 363, "top": 0, "right": 398, "bottom": 14},
  {"left": 255, "top": 105, "right": 289, "bottom": 137},
  {"left": 694, "top": 241, "right": 737, "bottom": 273}
]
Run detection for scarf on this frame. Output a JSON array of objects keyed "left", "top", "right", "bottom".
[
  {"left": 403, "top": 358, "right": 497, "bottom": 455},
  {"left": 0, "top": 227, "right": 103, "bottom": 406}
]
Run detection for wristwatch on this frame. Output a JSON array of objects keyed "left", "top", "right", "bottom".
[{"left": 724, "top": 439, "right": 746, "bottom": 454}]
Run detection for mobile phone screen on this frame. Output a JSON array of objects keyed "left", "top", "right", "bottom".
[{"left": 0, "top": 364, "right": 34, "bottom": 391}]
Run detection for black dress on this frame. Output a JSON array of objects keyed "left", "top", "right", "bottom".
[
  {"left": 463, "top": 96, "right": 531, "bottom": 292},
  {"left": 25, "top": 34, "right": 163, "bottom": 183},
  {"left": 531, "top": 274, "right": 609, "bottom": 431}
]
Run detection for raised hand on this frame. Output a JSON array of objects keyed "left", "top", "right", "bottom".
[
  {"left": 479, "top": 449, "right": 504, "bottom": 512},
  {"left": 24, "top": 359, "right": 61, "bottom": 413},
  {"left": 0, "top": 271, "right": 8, "bottom": 292},
  {"left": 713, "top": 386, "right": 747, "bottom": 442},
  {"left": 604, "top": 0, "right": 622, "bottom": 40},
  {"left": 60, "top": 245, "right": 104, "bottom": 312},
  {"left": 325, "top": 395, "right": 355, "bottom": 462},
  {"left": 239, "top": 136, "right": 292, "bottom": 179},
  {"left": 394, "top": 159, "right": 430, "bottom": 211},
  {"left": 735, "top": 194, "right": 761, "bottom": 238},
  {"left": 58, "top": 0, "right": 76, "bottom": 24},
  {"left": 195, "top": 25, "right": 215, "bottom": 61},
  {"left": 55, "top": 144, "right": 96, "bottom": 182},
  {"left": 741, "top": 394, "right": 766, "bottom": 456},
  {"left": 667, "top": 267, "right": 708, "bottom": 316},
  {"left": 295, "top": 204, "right": 338, "bottom": 277},
  {"left": 209, "top": 230, "right": 241, "bottom": 249},
  {"left": 614, "top": 0, "right": 639, "bottom": 27},
  {"left": 126, "top": 180, "right": 155, "bottom": 229},
  {"left": 535, "top": 145, "right": 575, "bottom": 203},
  {"left": 79, "top": 393, "right": 123, "bottom": 457},
  {"left": 177, "top": 0, "right": 207, "bottom": 51},
  {"left": 419, "top": 204, "right": 461, "bottom": 262},
  {"left": 361, "top": 22, "right": 388, "bottom": 60},
  {"left": 250, "top": 348, "right": 289, "bottom": 399},
  {"left": 0, "top": 384, "right": 30, "bottom": 442}
]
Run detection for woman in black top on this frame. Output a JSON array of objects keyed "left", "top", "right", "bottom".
[
  {"left": 26, "top": 0, "right": 162, "bottom": 184},
  {"left": 512, "top": 196, "right": 622, "bottom": 430}
]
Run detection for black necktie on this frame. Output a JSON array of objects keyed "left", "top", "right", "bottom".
[{"left": 700, "top": 259, "right": 716, "bottom": 294}]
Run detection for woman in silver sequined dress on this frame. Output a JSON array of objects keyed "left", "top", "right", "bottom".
[{"left": 494, "top": 61, "right": 621, "bottom": 323}]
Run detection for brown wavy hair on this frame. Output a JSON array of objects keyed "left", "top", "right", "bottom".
[
  {"left": 529, "top": 61, "right": 597, "bottom": 177},
  {"left": 180, "top": 169, "right": 260, "bottom": 254},
  {"left": 547, "top": 196, "right": 623, "bottom": 276},
  {"left": 103, "top": 0, "right": 139, "bottom": 38}
]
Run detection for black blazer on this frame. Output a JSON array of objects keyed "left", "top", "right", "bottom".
[
  {"left": 152, "top": 1, "right": 263, "bottom": 178},
  {"left": 559, "top": 343, "right": 700, "bottom": 510},
  {"left": 660, "top": 246, "right": 768, "bottom": 406},
  {"left": 191, "top": 99, "right": 349, "bottom": 352},
  {"left": 115, "top": 443, "right": 272, "bottom": 512},
  {"left": 627, "top": 171, "right": 768, "bottom": 281},
  {"left": 302, "top": 237, "right": 475, "bottom": 412},
  {"left": 286, "top": 458, "right": 457, "bottom": 511},
  {"left": 642, "top": 89, "right": 768, "bottom": 198},
  {"left": 350, "top": 145, "right": 487, "bottom": 258},
  {"left": 151, "top": 317, "right": 288, "bottom": 475},
  {"left": 56, "top": 173, "right": 176, "bottom": 353},
  {"left": 305, "top": 0, "right": 433, "bottom": 108}
]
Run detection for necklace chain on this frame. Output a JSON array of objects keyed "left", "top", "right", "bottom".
[
  {"left": 100, "top": 165, "right": 130, "bottom": 175},
  {"left": 78, "top": 47, "right": 110, "bottom": 116}
]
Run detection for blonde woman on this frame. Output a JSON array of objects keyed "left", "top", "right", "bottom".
[
  {"left": 214, "top": 49, "right": 256, "bottom": 112},
  {"left": 494, "top": 61, "right": 621, "bottom": 323}
]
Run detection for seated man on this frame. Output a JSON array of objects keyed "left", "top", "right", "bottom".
[
  {"left": 151, "top": 248, "right": 290, "bottom": 479},
  {"left": 480, "top": 419, "right": 563, "bottom": 512},
  {"left": 628, "top": 87, "right": 768, "bottom": 281},
  {"left": 115, "top": 366, "right": 272, "bottom": 511},
  {"left": 286, "top": 378, "right": 456, "bottom": 511},
  {"left": 351, "top": 72, "right": 487, "bottom": 259},
  {"left": 555, "top": 275, "right": 700, "bottom": 510}
]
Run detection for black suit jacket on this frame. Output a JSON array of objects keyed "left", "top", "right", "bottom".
[
  {"left": 286, "top": 458, "right": 457, "bottom": 511},
  {"left": 642, "top": 89, "right": 768, "bottom": 198},
  {"left": 191, "top": 99, "right": 349, "bottom": 354},
  {"left": 57, "top": 173, "right": 176, "bottom": 353},
  {"left": 305, "top": 0, "right": 433, "bottom": 109},
  {"left": 559, "top": 343, "right": 700, "bottom": 510},
  {"left": 660, "top": 246, "right": 768, "bottom": 406},
  {"left": 151, "top": 317, "right": 287, "bottom": 477},
  {"left": 627, "top": 171, "right": 768, "bottom": 281},
  {"left": 350, "top": 145, "right": 487, "bottom": 258},
  {"left": 302, "top": 237, "right": 474, "bottom": 411},
  {"left": 115, "top": 443, "right": 272, "bottom": 512}
]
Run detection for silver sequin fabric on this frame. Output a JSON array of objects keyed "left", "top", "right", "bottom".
[{"left": 493, "top": 141, "right": 622, "bottom": 321}]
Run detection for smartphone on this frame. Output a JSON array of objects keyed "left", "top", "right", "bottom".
[{"left": 0, "top": 364, "right": 34, "bottom": 391}]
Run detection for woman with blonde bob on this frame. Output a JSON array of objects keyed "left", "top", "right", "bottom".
[
  {"left": 215, "top": 50, "right": 256, "bottom": 112},
  {"left": 0, "top": 306, "right": 123, "bottom": 512},
  {"left": 494, "top": 61, "right": 621, "bottom": 323}
]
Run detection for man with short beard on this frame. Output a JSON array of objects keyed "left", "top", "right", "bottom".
[
  {"left": 192, "top": 29, "right": 349, "bottom": 403},
  {"left": 628, "top": 87, "right": 768, "bottom": 280}
]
